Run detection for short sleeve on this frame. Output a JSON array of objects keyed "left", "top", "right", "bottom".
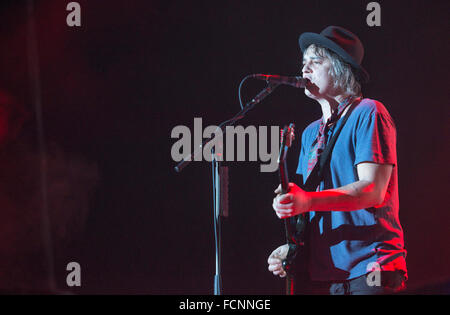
[{"left": 354, "top": 103, "right": 397, "bottom": 166}]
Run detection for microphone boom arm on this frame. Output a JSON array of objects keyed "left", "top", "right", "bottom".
[{"left": 174, "top": 81, "right": 279, "bottom": 172}]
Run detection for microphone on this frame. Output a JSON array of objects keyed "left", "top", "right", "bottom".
[{"left": 252, "top": 74, "right": 308, "bottom": 88}]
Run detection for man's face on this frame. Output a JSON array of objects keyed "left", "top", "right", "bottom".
[{"left": 301, "top": 46, "right": 336, "bottom": 100}]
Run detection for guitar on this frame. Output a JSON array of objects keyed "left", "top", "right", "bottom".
[
  {"left": 278, "top": 124, "right": 294, "bottom": 199},
  {"left": 277, "top": 123, "right": 307, "bottom": 295}
]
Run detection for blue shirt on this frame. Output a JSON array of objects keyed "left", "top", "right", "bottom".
[{"left": 296, "top": 98, "right": 407, "bottom": 281}]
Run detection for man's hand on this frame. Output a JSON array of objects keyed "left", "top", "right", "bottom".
[
  {"left": 267, "top": 244, "right": 289, "bottom": 278},
  {"left": 272, "top": 183, "right": 311, "bottom": 219}
]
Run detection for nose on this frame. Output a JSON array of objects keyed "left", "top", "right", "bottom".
[{"left": 302, "top": 62, "right": 311, "bottom": 75}]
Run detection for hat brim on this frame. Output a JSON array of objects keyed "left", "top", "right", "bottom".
[{"left": 299, "top": 32, "right": 370, "bottom": 83}]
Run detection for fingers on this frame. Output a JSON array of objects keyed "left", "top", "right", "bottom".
[
  {"left": 274, "top": 184, "right": 281, "bottom": 194},
  {"left": 272, "top": 203, "right": 294, "bottom": 219},
  {"left": 272, "top": 199, "right": 294, "bottom": 210},
  {"left": 273, "top": 206, "right": 294, "bottom": 219},
  {"left": 267, "top": 262, "right": 281, "bottom": 271},
  {"left": 267, "top": 260, "right": 287, "bottom": 278},
  {"left": 278, "top": 193, "right": 293, "bottom": 204},
  {"left": 274, "top": 269, "right": 287, "bottom": 278},
  {"left": 270, "top": 269, "right": 285, "bottom": 277},
  {"left": 275, "top": 183, "right": 295, "bottom": 194},
  {"left": 272, "top": 195, "right": 294, "bottom": 219},
  {"left": 268, "top": 245, "right": 289, "bottom": 278},
  {"left": 267, "top": 256, "right": 281, "bottom": 264}
]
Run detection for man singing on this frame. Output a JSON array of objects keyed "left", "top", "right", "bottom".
[{"left": 268, "top": 26, "right": 407, "bottom": 295}]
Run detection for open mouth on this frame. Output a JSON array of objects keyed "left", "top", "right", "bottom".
[
  {"left": 303, "top": 77, "right": 312, "bottom": 85},
  {"left": 304, "top": 79, "right": 313, "bottom": 88}
]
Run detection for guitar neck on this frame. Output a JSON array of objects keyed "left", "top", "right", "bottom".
[{"left": 279, "top": 148, "right": 289, "bottom": 194}]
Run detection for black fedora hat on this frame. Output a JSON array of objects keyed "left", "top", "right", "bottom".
[{"left": 299, "top": 26, "right": 369, "bottom": 83}]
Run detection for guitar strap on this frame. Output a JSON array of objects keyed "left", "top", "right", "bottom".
[
  {"left": 283, "top": 98, "right": 361, "bottom": 281},
  {"left": 304, "top": 97, "right": 361, "bottom": 191}
]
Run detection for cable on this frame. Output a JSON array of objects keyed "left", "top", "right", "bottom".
[{"left": 238, "top": 75, "right": 253, "bottom": 109}]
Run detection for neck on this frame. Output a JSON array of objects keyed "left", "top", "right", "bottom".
[{"left": 317, "top": 94, "right": 349, "bottom": 122}]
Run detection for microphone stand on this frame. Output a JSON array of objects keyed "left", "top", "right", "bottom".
[
  {"left": 211, "top": 147, "right": 224, "bottom": 295},
  {"left": 174, "top": 81, "right": 280, "bottom": 295}
]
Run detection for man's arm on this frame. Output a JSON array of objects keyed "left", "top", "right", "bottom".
[
  {"left": 308, "top": 162, "right": 393, "bottom": 211},
  {"left": 273, "top": 162, "right": 393, "bottom": 217}
]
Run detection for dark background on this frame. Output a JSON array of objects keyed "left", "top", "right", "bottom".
[{"left": 0, "top": 0, "right": 448, "bottom": 294}]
